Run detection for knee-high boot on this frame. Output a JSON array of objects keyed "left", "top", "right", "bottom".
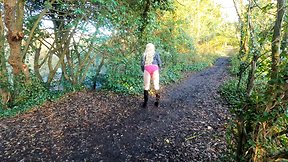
[
  {"left": 154, "top": 90, "right": 160, "bottom": 107},
  {"left": 142, "top": 90, "right": 149, "bottom": 108}
]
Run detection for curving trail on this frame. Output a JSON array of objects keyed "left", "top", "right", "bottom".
[{"left": 0, "top": 57, "right": 231, "bottom": 162}]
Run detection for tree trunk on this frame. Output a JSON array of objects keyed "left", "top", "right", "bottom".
[
  {"left": 246, "top": 1, "right": 258, "bottom": 96},
  {"left": 33, "top": 45, "right": 43, "bottom": 81},
  {"left": 92, "top": 56, "right": 105, "bottom": 90},
  {"left": 4, "top": 0, "right": 29, "bottom": 83},
  {"left": 0, "top": 9, "right": 11, "bottom": 108},
  {"left": 139, "top": 0, "right": 151, "bottom": 38},
  {"left": 271, "top": 0, "right": 285, "bottom": 82},
  {"left": 234, "top": 0, "right": 250, "bottom": 91}
]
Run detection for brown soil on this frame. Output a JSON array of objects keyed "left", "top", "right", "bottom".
[{"left": 0, "top": 57, "right": 231, "bottom": 162}]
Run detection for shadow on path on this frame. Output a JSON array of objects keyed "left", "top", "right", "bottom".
[{"left": 0, "top": 57, "right": 232, "bottom": 162}]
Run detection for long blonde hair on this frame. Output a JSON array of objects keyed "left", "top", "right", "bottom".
[{"left": 143, "top": 43, "right": 155, "bottom": 65}]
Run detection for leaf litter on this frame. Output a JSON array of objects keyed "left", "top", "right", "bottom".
[{"left": 0, "top": 57, "right": 232, "bottom": 161}]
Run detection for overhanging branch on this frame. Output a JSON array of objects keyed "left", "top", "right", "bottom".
[{"left": 175, "top": 0, "right": 185, "bottom": 6}]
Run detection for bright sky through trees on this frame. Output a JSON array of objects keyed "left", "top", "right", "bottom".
[{"left": 213, "top": 0, "right": 238, "bottom": 22}]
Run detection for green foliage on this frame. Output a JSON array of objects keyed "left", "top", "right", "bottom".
[
  {"left": 103, "top": 47, "right": 210, "bottom": 95},
  {"left": 229, "top": 55, "right": 241, "bottom": 75},
  {"left": 222, "top": 1, "right": 288, "bottom": 157},
  {"left": 14, "top": 80, "right": 49, "bottom": 106},
  {"left": 57, "top": 77, "right": 86, "bottom": 92},
  {"left": 0, "top": 76, "right": 49, "bottom": 118},
  {"left": 221, "top": 76, "right": 288, "bottom": 160},
  {"left": 104, "top": 56, "right": 143, "bottom": 94},
  {"left": 161, "top": 61, "right": 209, "bottom": 84},
  {"left": 1, "top": 0, "right": 237, "bottom": 118},
  {"left": 100, "top": 0, "right": 213, "bottom": 95},
  {"left": 0, "top": 74, "right": 79, "bottom": 118},
  {"left": 219, "top": 79, "right": 246, "bottom": 108}
]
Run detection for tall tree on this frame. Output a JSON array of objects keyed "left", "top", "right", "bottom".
[
  {"left": 228, "top": 0, "right": 288, "bottom": 161},
  {"left": 271, "top": 0, "right": 285, "bottom": 82},
  {"left": 4, "top": 0, "right": 29, "bottom": 83},
  {"left": 0, "top": 7, "right": 10, "bottom": 108}
]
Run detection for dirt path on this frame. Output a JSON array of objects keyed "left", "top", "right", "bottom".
[{"left": 0, "top": 57, "right": 231, "bottom": 162}]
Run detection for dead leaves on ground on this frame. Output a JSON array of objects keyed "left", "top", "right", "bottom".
[{"left": 0, "top": 58, "right": 232, "bottom": 161}]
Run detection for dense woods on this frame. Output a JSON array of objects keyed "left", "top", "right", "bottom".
[
  {"left": 220, "top": 0, "right": 288, "bottom": 161},
  {"left": 0, "top": 0, "right": 287, "bottom": 161},
  {"left": 0, "top": 0, "right": 232, "bottom": 111}
]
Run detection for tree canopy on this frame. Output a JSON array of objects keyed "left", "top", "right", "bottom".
[
  {"left": 0, "top": 0, "right": 231, "bottom": 110},
  {"left": 0, "top": 0, "right": 287, "bottom": 161}
]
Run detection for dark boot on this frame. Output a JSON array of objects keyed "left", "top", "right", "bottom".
[
  {"left": 154, "top": 90, "right": 160, "bottom": 107},
  {"left": 142, "top": 90, "right": 149, "bottom": 108}
]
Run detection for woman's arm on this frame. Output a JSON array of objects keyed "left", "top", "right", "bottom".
[
  {"left": 141, "top": 56, "right": 145, "bottom": 72},
  {"left": 156, "top": 52, "right": 162, "bottom": 69}
]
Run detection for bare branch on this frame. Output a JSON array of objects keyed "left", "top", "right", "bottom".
[
  {"left": 175, "top": 0, "right": 185, "bottom": 6},
  {"left": 233, "top": 0, "right": 242, "bottom": 22}
]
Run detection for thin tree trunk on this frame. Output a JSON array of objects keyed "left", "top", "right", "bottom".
[
  {"left": 234, "top": 0, "right": 249, "bottom": 90},
  {"left": 265, "top": 0, "right": 286, "bottom": 113},
  {"left": 236, "top": 120, "right": 245, "bottom": 162},
  {"left": 271, "top": 0, "right": 285, "bottom": 81},
  {"left": 246, "top": 1, "right": 258, "bottom": 96},
  {"left": 77, "top": 43, "right": 95, "bottom": 82},
  {"left": 47, "top": 51, "right": 66, "bottom": 85},
  {"left": 92, "top": 56, "right": 105, "bottom": 90},
  {"left": 34, "top": 39, "right": 55, "bottom": 83},
  {"left": 33, "top": 45, "right": 43, "bottom": 81},
  {"left": 22, "top": 0, "right": 56, "bottom": 60},
  {"left": 139, "top": 0, "right": 151, "bottom": 38},
  {"left": 61, "top": 27, "right": 77, "bottom": 85},
  {"left": 196, "top": 0, "right": 201, "bottom": 41},
  {"left": 79, "top": 51, "right": 99, "bottom": 83},
  {"left": 45, "top": 20, "right": 72, "bottom": 86}
]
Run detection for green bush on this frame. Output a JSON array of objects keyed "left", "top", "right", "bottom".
[
  {"left": 0, "top": 76, "right": 62, "bottom": 118},
  {"left": 103, "top": 50, "right": 211, "bottom": 95},
  {"left": 229, "top": 55, "right": 241, "bottom": 76},
  {"left": 104, "top": 57, "right": 143, "bottom": 94},
  {"left": 219, "top": 79, "right": 247, "bottom": 113}
]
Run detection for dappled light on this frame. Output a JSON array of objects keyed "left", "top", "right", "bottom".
[{"left": 0, "top": 0, "right": 287, "bottom": 161}]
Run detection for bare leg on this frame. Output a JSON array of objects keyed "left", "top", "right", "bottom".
[
  {"left": 152, "top": 70, "right": 160, "bottom": 90},
  {"left": 152, "top": 70, "right": 160, "bottom": 107},
  {"left": 144, "top": 70, "right": 151, "bottom": 90}
]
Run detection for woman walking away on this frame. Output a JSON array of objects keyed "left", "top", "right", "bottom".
[{"left": 141, "top": 43, "right": 162, "bottom": 108}]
